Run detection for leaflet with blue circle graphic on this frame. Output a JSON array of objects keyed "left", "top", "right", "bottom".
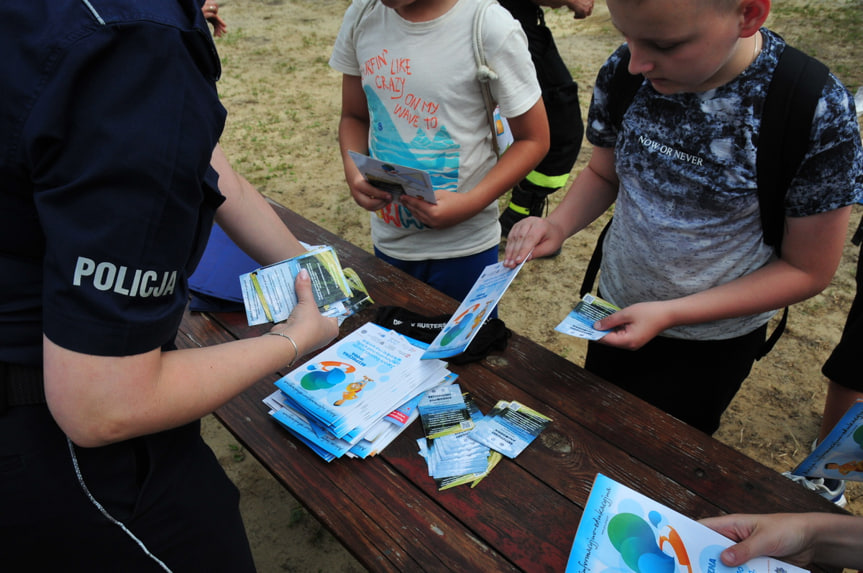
[
  {"left": 272, "top": 322, "right": 449, "bottom": 439},
  {"left": 422, "top": 258, "right": 527, "bottom": 360},
  {"left": 566, "top": 473, "right": 805, "bottom": 573}
]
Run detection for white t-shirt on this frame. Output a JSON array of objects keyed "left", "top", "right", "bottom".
[{"left": 330, "top": 0, "right": 540, "bottom": 260}]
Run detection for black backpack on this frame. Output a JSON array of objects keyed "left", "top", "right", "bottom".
[{"left": 580, "top": 44, "right": 830, "bottom": 358}]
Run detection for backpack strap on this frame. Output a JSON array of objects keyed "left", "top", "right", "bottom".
[
  {"left": 473, "top": 0, "right": 502, "bottom": 157},
  {"left": 753, "top": 44, "right": 828, "bottom": 358},
  {"left": 757, "top": 45, "right": 829, "bottom": 253},
  {"left": 606, "top": 47, "right": 644, "bottom": 134},
  {"left": 580, "top": 217, "right": 611, "bottom": 297}
]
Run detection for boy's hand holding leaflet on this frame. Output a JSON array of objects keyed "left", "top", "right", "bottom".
[
  {"left": 555, "top": 294, "right": 620, "bottom": 341},
  {"left": 422, "top": 257, "right": 529, "bottom": 360},
  {"left": 593, "top": 299, "right": 681, "bottom": 351},
  {"left": 348, "top": 150, "right": 436, "bottom": 206},
  {"left": 401, "top": 190, "right": 492, "bottom": 230}
]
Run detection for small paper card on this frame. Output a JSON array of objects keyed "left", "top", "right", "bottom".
[
  {"left": 555, "top": 294, "right": 620, "bottom": 341},
  {"left": 418, "top": 384, "right": 475, "bottom": 439},
  {"left": 348, "top": 150, "right": 436, "bottom": 205},
  {"left": 468, "top": 400, "right": 551, "bottom": 459}
]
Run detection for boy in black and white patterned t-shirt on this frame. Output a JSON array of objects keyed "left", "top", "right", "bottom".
[{"left": 504, "top": 0, "right": 863, "bottom": 435}]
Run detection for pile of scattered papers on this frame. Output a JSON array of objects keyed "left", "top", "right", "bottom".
[{"left": 416, "top": 385, "right": 552, "bottom": 490}]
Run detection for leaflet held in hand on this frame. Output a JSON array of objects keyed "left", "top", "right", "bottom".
[
  {"left": 348, "top": 150, "right": 436, "bottom": 205},
  {"left": 566, "top": 473, "right": 805, "bottom": 573},
  {"left": 422, "top": 258, "right": 527, "bottom": 359},
  {"left": 240, "top": 245, "right": 352, "bottom": 325}
]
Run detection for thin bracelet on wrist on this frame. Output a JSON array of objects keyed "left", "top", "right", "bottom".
[{"left": 265, "top": 331, "right": 300, "bottom": 368}]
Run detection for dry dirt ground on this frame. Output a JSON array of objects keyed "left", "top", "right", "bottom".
[{"left": 201, "top": 1, "right": 863, "bottom": 570}]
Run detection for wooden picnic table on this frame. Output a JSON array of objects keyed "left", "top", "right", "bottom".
[{"left": 177, "top": 201, "right": 844, "bottom": 573}]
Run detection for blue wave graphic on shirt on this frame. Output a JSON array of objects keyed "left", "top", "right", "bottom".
[{"left": 365, "top": 86, "right": 460, "bottom": 192}]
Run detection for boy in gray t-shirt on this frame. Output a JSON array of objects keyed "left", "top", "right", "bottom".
[{"left": 504, "top": 0, "right": 863, "bottom": 435}]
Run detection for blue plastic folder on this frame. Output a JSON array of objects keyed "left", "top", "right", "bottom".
[{"left": 188, "top": 223, "right": 258, "bottom": 312}]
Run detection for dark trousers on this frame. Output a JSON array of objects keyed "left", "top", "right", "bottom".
[
  {"left": 822, "top": 241, "right": 863, "bottom": 391},
  {"left": 0, "top": 406, "right": 255, "bottom": 572},
  {"left": 498, "top": 0, "right": 583, "bottom": 195},
  {"left": 585, "top": 324, "right": 768, "bottom": 435}
]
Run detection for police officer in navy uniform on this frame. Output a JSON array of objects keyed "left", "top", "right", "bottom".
[{"left": 0, "top": 1, "right": 337, "bottom": 570}]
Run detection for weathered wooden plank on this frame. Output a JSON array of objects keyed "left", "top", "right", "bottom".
[{"left": 480, "top": 334, "right": 846, "bottom": 517}]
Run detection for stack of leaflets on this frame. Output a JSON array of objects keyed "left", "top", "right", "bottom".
[
  {"left": 416, "top": 389, "right": 500, "bottom": 490},
  {"left": 791, "top": 398, "right": 863, "bottom": 480},
  {"left": 263, "top": 322, "right": 453, "bottom": 462},
  {"left": 566, "top": 473, "right": 805, "bottom": 573},
  {"left": 555, "top": 293, "right": 619, "bottom": 341},
  {"left": 415, "top": 388, "right": 551, "bottom": 491},
  {"left": 240, "top": 245, "right": 372, "bottom": 326}
]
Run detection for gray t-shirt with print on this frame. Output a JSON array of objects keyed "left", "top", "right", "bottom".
[{"left": 587, "top": 29, "right": 863, "bottom": 340}]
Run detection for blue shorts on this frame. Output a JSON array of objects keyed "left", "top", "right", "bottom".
[{"left": 374, "top": 245, "right": 499, "bottom": 304}]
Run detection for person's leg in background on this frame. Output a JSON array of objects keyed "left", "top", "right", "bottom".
[
  {"left": 498, "top": 2, "right": 584, "bottom": 241},
  {"left": 784, "top": 231, "right": 863, "bottom": 507}
]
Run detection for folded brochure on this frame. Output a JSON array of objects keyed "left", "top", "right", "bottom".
[
  {"left": 422, "top": 258, "right": 527, "bottom": 359},
  {"left": 791, "top": 398, "right": 863, "bottom": 480},
  {"left": 566, "top": 473, "right": 805, "bottom": 573},
  {"left": 348, "top": 150, "right": 436, "bottom": 205}
]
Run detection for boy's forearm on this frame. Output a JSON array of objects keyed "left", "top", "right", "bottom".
[
  {"left": 645, "top": 205, "right": 851, "bottom": 330},
  {"left": 809, "top": 513, "right": 863, "bottom": 568}
]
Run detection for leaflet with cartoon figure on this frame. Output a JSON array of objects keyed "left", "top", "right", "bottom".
[
  {"left": 263, "top": 326, "right": 453, "bottom": 461},
  {"left": 348, "top": 150, "right": 436, "bottom": 205},
  {"left": 240, "top": 245, "right": 353, "bottom": 326},
  {"left": 555, "top": 294, "right": 620, "bottom": 341},
  {"left": 422, "top": 258, "right": 528, "bottom": 360},
  {"left": 566, "top": 473, "right": 805, "bottom": 573},
  {"left": 273, "top": 322, "right": 450, "bottom": 439},
  {"left": 791, "top": 398, "right": 863, "bottom": 480}
]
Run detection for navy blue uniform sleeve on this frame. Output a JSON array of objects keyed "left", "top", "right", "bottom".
[{"left": 25, "top": 18, "right": 227, "bottom": 357}]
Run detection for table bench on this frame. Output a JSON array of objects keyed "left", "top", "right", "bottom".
[{"left": 177, "top": 202, "right": 843, "bottom": 572}]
